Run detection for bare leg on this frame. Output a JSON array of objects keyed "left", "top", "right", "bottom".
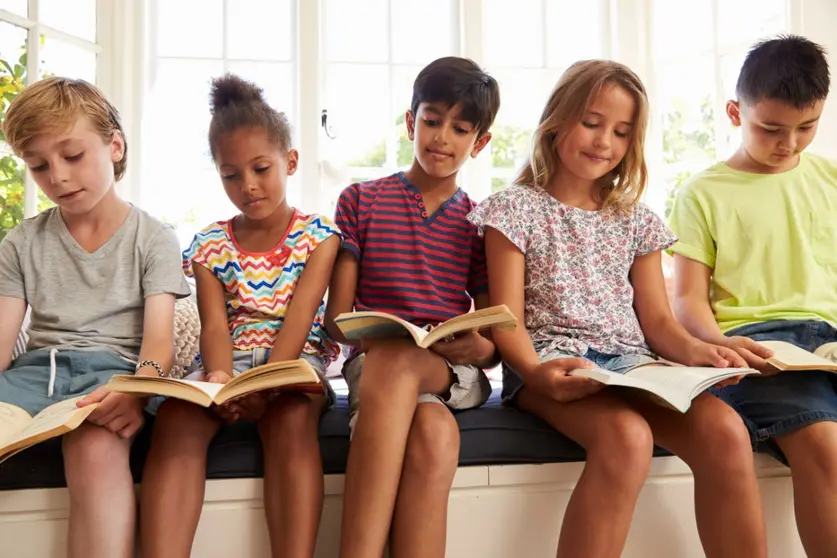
[
  {"left": 775, "top": 421, "right": 837, "bottom": 558},
  {"left": 259, "top": 393, "right": 326, "bottom": 558},
  {"left": 63, "top": 422, "right": 136, "bottom": 558},
  {"left": 338, "top": 341, "right": 454, "bottom": 558},
  {"left": 517, "top": 387, "right": 654, "bottom": 558},
  {"left": 390, "top": 403, "right": 460, "bottom": 558},
  {"left": 631, "top": 392, "right": 767, "bottom": 558},
  {"left": 139, "top": 400, "right": 220, "bottom": 558}
]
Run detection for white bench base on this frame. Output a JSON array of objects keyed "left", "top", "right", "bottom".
[{"left": 0, "top": 454, "right": 804, "bottom": 557}]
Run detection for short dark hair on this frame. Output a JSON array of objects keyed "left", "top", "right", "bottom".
[
  {"left": 736, "top": 34, "right": 830, "bottom": 109},
  {"left": 410, "top": 57, "right": 500, "bottom": 136},
  {"left": 208, "top": 73, "right": 292, "bottom": 160}
]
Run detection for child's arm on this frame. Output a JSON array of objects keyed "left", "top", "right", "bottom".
[
  {"left": 673, "top": 255, "right": 773, "bottom": 369},
  {"left": 269, "top": 235, "right": 341, "bottom": 362},
  {"left": 193, "top": 263, "right": 235, "bottom": 380},
  {"left": 324, "top": 249, "right": 360, "bottom": 347},
  {"left": 483, "top": 227, "right": 598, "bottom": 402},
  {"left": 0, "top": 296, "right": 27, "bottom": 373},
  {"left": 0, "top": 230, "right": 27, "bottom": 373},
  {"left": 77, "top": 293, "right": 178, "bottom": 438},
  {"left": 325, "top": 184, "right": 363, "bottom": 347},
  {"left": 135, "top": 293, "right": 177, "bottom": 376},
  {"left": 631, "top": 250, "right": 747, "bottom": 368}
]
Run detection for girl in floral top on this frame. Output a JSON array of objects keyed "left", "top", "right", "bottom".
[{"left": 469, "top": 60, "right": 768, "bottom": 558}]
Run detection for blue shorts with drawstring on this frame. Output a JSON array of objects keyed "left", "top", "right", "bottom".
[
  {"left": 712, "top": 320, "right": 837, "bottom": 464},
  {"left": 0, "top": 349, "right": 135, "bottom": 416}
]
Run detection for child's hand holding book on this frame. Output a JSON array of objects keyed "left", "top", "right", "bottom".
[
  {"left": 526, "top": 358, "right": 604, "bottom": 403},
  {"left": 429, "top": 329, "right": 495, "bottom": 367}
]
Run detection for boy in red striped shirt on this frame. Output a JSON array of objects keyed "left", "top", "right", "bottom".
[{"left": 326, "top": 56, "right": 501, "bottom": 558}]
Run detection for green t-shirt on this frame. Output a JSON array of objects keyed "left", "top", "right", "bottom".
[{"left": 668, "top": 152, "right": 837, "bottom": 332}]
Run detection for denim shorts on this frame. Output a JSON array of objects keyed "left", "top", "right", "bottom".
[
  {"left": 502, "top": 345, "right": 658, "bottom": 403},
  {"left": 146, "top": 348, "right": 335, "bottom": 415},
  {"left": 0, "top": 349, "right": 135, "bottom": 416},
  {"left": 712, "top": 320, "right": 837, "bottom": 463}
]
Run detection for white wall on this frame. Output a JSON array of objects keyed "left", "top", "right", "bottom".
[{"left": 797, "top": 0, "right": 837, "bottom": 157}]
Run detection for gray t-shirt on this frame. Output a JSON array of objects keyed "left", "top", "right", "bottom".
[{"left": 0, "top": 206, "right": 191, "bottom": 359}]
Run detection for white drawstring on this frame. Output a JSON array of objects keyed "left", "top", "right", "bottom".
[{"left": 48, "top": 348, "right": 57, "bottom": 398}]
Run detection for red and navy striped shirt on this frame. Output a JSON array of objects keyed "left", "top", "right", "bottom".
[{"left": 334, "top": 172, "right": 487, "bottom": 327}]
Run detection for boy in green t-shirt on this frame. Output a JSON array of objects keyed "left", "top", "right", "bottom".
[{"left": 669, "top": 34, "right": 837, "bottom": 557}]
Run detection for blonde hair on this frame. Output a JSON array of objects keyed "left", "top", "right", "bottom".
[
  {"left": 3, "top": 77, "right": 127, "bottom": 181},
  {"left": 515, "top": 60, "right": 649, "bottom": 212}
]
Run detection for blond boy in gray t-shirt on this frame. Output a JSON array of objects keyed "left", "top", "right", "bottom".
[{"left": 0, "top": 77, "right": 189, "bottom": 558}]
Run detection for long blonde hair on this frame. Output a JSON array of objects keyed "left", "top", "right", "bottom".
[{"left": 514, "top": 60, "right": 649, "bottom": 212}]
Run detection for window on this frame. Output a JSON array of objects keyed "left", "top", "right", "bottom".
[
  {"left": 319, "top": 0, "right": 459, "bottom": 214},
  {"left": 648, "top": 0, "right": 788, "bottom": 218},
  {"left": 482, "top": 0, "right": 607, "bottom": 198},
  {"left": 141, "top": 0, "right": 297, "bottom": 247},
  {"left": 0, "top": 1, "right": 100, "bottom": 240}
]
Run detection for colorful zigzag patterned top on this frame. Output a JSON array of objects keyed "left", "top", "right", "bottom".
[{"left": 183, "top": 209, "right": 341, "bottom": 364}]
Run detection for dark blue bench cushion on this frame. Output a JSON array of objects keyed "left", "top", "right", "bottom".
[{"left": 0, "top": 391, "right": 669, "bottom": 491}]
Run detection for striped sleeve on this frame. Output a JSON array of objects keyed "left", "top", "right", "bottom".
[
  {"left": 467, "top": 225, "right": 488, "bottom": 296},
  {"left": 334, "top": 184, "right": 361, "bottom": 259}
]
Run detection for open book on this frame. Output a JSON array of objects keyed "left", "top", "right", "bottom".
[
  {"left": 569, "top": 364, "right": 757, "bottom": 413},
  {"left": 0, "top": 396, "right": 98, "bottom": 463},
  {"left": 758, "top": 340, "right": 837, "bottom": 372},
  {"left": 107, "top": 359, "right": 324, "bottom": 407},
  {"left": 333, "top": 305, "right": 518, "bottom": 348}
]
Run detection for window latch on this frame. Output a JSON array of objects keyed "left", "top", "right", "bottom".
[{"left": 321, "top": 109, "right": 337, "bottom": 139}]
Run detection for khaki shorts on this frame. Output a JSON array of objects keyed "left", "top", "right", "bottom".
[{"left": 343, "top": 352, "right": 492, "bottom": 434}]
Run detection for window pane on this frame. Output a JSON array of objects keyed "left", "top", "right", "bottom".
[
  {"left": 226, "top": 0, "right": 293, "bottom": 61},
  {"left": 656, "top": 58, "right": 717, "bottom": 218},
  {"left": 0, "top": 0, "right": 27, "bottom": 17},
  {"left": 156, "top": 0, "right": 223, "bottom": 58},
  {"left": 720, "top": 52, "right": 747, "bottom": 156},
  {"left": 546, "top": 0, "right": 604, "bottom": 68},
  {"left": 652, "top": 0, "right": 713, "bottom": 60},
  {"left": 325, "top": 64, "right": 391, "bottom": 168},
  {"left": 484, "top": 0, "right": 543, "bottom": 68},
  {"left": 142, "top": 59, "right": 232, "bottom": 247},
  {"left": 39, "top": 0, "right": 97, "bottom": 42},
  {"left": 0, "top": 23, "right": 28, "bottom": 242},
  {"left": 391, "top": 65, "right": 420, "bottom": 168},
  {"left": 324, "top": 0, "right": 388, "bottom": 63},
  {"left": 718, "top": 0, "right": 786, "bottom": 49},
  {"left": 489, "top": 69, "right": 548, "bottom": 174},
  {"left": 227, "top": 61, "right": 295, "bottom": 123},
  {"left": 40, "top": 37, "right": 97, "bottom": 83},
  {"left": 391, "top": 0, "right": 455, "bottom": 64}
]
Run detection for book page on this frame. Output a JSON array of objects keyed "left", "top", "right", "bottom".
[
  {"left": 813, "top": 342, "right": 837, "bottom": 362},
  {"left": 570, "top": 367, "right": 689, "bottom": 411},
  {"left": 0, "top": 403, "right": 32, "bottom": 447},
  {"left": 4, "top": 396, "right": 95, "bottom": 447},
  {"left": 179, "top": 380, "right": 224, "bottom": 401},
  {"left": 334, "top": 313, "right": 427, "bottom": 345},
  {"left": 759, "top": 340, "right": 837, "bottom": 370},
  {"left": 424, "top": 306, "right": 517, "bottom": 346}
]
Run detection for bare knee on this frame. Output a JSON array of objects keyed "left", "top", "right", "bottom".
[
  {"left": 152, "top": 399, "right": 218, "bottom": 450},
  {"left": 586, "top": 412, "right": 653, "bottom": 487},
  {"left": 779, "top": 422, "right": 837, "bottom": 480},
  {"left": 403, "top": 405, "right": 460, "bottom": 486},
  {"left": 687, "top": 401, "right": 754, "bottom": 473},
  {"left": 63, "top": 423, "right": 131, "bottom": 487},
  {"left": 258, "top": 394, "right": 318, "bottom": 446}
]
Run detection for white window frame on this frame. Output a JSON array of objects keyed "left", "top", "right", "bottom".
[
  {"left": 642, "top": 0, "right": 796, "bottom": 215},
  {"left": 0, "top": 0, "right": 116, "bottom": 217},
  {"left": 134, "top": 0, "right": 830, "bottom": 221}
]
